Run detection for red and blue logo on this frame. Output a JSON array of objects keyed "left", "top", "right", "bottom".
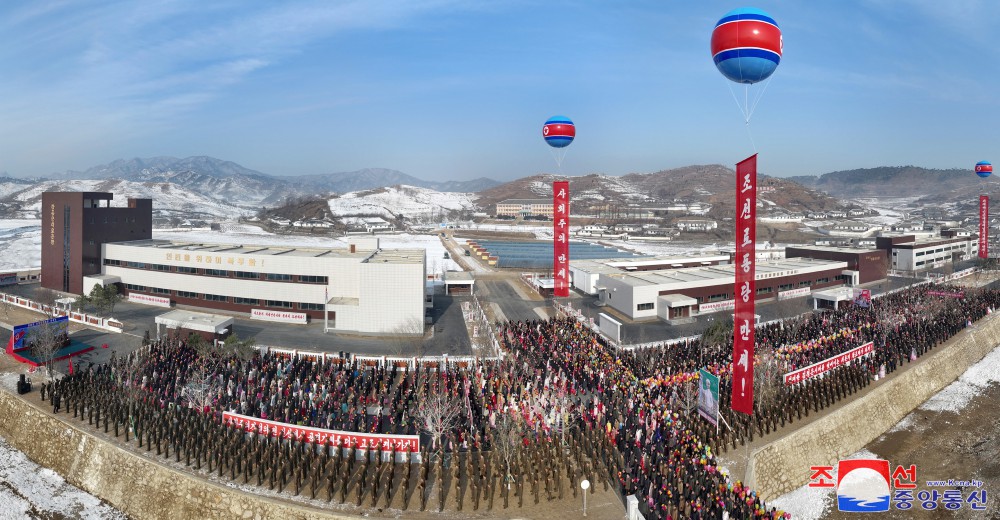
[
  {"left": 838, "top": 459, "right": 891, "bottom": 512},
  {"left": 975, "top": 161, "right": 992, "bottom": 179}
]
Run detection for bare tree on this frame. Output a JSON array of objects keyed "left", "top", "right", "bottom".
[
  {"left": 181, "top": 361, "right": 219, "bottom": 413},
  {"left": 0, "top": 292, "right": 12, "bottom": 323},
  {"left": 415, "top": 393, "right": 463, "bottom": 462},
  {"left": 390, "top": 317, "right": 425, "bottom": 359},
  {"left": 25, "top": 319, "right": 67, "bottom": 382},
  {"left": 491, "top": 411, "right": 524, "bottom": 491},
  {"left": 754, "top": 344, "right": 784, "bottom": 410}
]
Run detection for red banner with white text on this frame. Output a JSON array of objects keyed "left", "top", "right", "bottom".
[
  {"left": 553, "top": 181, "right": 570, "bottom": 297},
  {"left": 732, "top": 154, "right": 757, "bottom": 415},
  {"left": 783, "top": 341, "right": 874, "bottom": 386},
  {"left": 222, "top": 411, "right": 420, "bottom": 452},
  {"left": 980, "top": 195, "right": 989, "bottom": 259}
]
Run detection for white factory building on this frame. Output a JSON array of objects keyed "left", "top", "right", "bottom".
[{"left": 90, "top": 238, "right": 426, "bottom": 334}]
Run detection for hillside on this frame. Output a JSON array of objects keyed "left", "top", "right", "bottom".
[
  {"left": 794, "top": 166, "right": 993, "bottom": 198},
  {"left": 476, "top": 165, "right": 846, "bottom": 218}
]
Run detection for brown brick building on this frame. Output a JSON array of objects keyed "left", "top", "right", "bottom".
[
  {"left": 784, "top": 245, "right": 888, "bottom": 285},
  {"left": 41, "top": 192, "right": 152, "bottom": 294}
]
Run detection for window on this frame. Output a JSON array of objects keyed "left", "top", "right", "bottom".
[
  {"left": 124, "top": 283, "right": 146, "bottom": 291},
  {"left": 300, "top": 302, "right": 324, "bottom": 311},
  {"left": 205, "top": 269, "right": 227, "bottom": 277},
  {"left": 266, "top": 273, "right": 292, "bottom": 282},
  {"left": 151, "top": 287, "right": 171, "bottom": 295},
  {"left": 126, "top": 261, "right": 146, "bottom": 269},
  {"left": 799, "top": 280, "right": 812, "bottom": 287},
  {"left": 233, "top": 297, "right": 259, "bottom": 305},
  {"left": 176, "top": 266, "right": 198, "bottom": 274},
  {"left": 153, "top": 264, "right": 171, "bottom": 271},
  {"left": 916, "top": 261, "right": 925, "bottom": 266},
  {"left": 88, "top": 240, "right": 95, "bottom": 245},
  {"left": 204, "top": 294, "right": 227, "bottom": 302},
  {"left": 299, "top": 275, "right": 328, "bottom": 284},
  {"left": 177, "top": 290, "right": 198, "bottom": 299},
  {"left": 266, "top": 300, "right": 293, "bottom": 308},
  {"left": 104, "top": 259, "right": 121, "bottom": 266},
  {"left": 637, "top": 303, "right": 654, "bottom": 311},
  {"left": 707, "top": 293, "right": 729, "bottom": 302},
  {"left": 778, "top": 283, "right": 793, "bottom": 291},
  {"left": 234, "top": 271, "right": 259, "bottom": 279},
  {"left": 816, "top": 277, "right": 830, "bottom": 284},
  {"left": 756, "top": 286, "right": 772, "bottom": 294}
]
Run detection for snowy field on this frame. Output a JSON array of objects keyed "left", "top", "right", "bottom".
[
  {"left": 0, "top": 220, "right": 41, "bottom": 271},
  {"left": 327, "top": 185, "right": 476, "bottom": 220},
  {"left": 770, "top": 342, "right": 1000, "bottom": 519}
]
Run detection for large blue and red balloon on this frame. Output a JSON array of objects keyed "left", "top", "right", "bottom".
[
  {"left": 711, "top": 7, "right": 783, "bottom": 84},
  {"left": 976, "top": 161, "right": 992, "bottom": 179},
  {"left": 543, "top": 116, "right": 575, "bottom": 148}
]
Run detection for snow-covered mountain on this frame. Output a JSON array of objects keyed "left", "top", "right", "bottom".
[
  {"left": 327, "top": 185, "right": 478, "bottom": 221},
  {"left": 0, "top": 179, "right": 252, "bottom": 220}
]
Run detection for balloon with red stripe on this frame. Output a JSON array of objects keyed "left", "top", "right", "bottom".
[
  {"left": 543, "top": 115, "right": 575, "bottom": 148},
  {"left": 711, "top": 7, "right": 782, "bottom": 84},
  {"left": 976, "top": 161, "right": 992, "bottom": 179}
]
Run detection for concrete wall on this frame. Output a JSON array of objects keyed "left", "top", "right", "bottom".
[
  {"left": 747, "top": 312, "right": 1000, "bottom": 501},
  {"left": 0, "top": 391, "right": 359, "bottom": 520}
]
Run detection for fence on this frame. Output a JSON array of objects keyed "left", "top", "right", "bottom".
[
  {"left": 254, "top": 346, "right": 499, "bottom": 372},
  {"left": 0, "top": 292, "right": 123, "bottom": 333}
]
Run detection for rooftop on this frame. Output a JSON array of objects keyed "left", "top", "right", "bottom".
[
  {"left": 787, "top": 245, "right": 880, "bottom": 254},
  {"left": 605, "top": 257, "right": 848, "bottom": 288},
  {"left": 111, "top": 239, "right": 372, "bottom": 259}
]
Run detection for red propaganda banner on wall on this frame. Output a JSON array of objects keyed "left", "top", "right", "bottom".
[
  {"left": 980, "top": 195, "right": 989, "bottom": 259},
  {"left": 732, "top": 154, "right": 757, "bottom": 415},
  {"left": 553, "top": 181, "right": 570, "bottom": 297},
  {"left": 222, "top": 411, "right": 420, "bottom": 452},
  {"left": 783, "top": 342, "right": 874, "bottom": 386}
]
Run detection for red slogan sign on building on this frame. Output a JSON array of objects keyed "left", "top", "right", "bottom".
[
  {"left": 222, "top": 411, "right": 420, "bottom": 452},
  {"left": 553, "top": 181, "right": 570, "bottom": 297},
  {"left": 783, "top": 341, "right": 874, "bottom": 386},
  {"left": 731, "top": 154, "right": 757, "bottom": 415},
  {"left": 980, "top": 195, "right": 989, "bottom": 259}
]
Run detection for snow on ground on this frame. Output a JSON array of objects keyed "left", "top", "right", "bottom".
[
  {"left": 770, "top": 449, "right": 880, "bottom": 520},
  {"left": 327, "top": 185, "right": 477, "bottom": 220},
  {"left": 0, "top": 224, "right": 41, "bottom": 271},
  {"left": 596, "top": 239, "right": 733, "bottom": 257},
  {"left": 371, "top": 233, "right": 462, "bottom": 273},
  {"left": 0, "top": 435, "right": 127, "bottom": 520},
  {"left": 919, "top": 338, "right": 1000, "bottom": 412}
]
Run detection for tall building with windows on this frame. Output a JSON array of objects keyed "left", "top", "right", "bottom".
[{"left": 41, "top": 192, "right": 153, "bottom": 294}]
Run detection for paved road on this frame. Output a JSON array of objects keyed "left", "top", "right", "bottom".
[{"left": 3, "top": 284, "right": 472, "bottom": 358}]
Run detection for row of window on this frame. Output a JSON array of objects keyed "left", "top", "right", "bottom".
[
  {"left": 106, "top": 259, "right": 327, "bottom": 284},
  {"left": 125, "top": 285, "right": 323, "bottom": 310}
]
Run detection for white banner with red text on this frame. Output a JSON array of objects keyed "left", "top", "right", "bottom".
[
  {"left": 128, "top": 293, "right": 171, "bottom": 308},
  {"left": 980, "top": 195, "right": 989, "bottom": 259},
  {"left": 251, "top": 308, "right": 308, "bottom": 324}
]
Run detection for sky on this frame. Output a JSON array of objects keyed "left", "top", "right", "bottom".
[{"left": 1, "top": 0, "right": 999, "bottom": 182}]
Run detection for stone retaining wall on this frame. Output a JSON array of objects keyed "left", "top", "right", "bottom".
[
  {"left": 748, "top": 313, "right": 1000, "bottom": 501},
  {"left": 0, "top": 390, "right": 359, "bottom": 520}
]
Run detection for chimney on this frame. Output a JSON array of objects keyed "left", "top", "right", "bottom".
[{"left": 350, "top": 244, "right": 356, "bottom": 253}]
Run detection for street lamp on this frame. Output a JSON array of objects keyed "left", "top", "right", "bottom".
[{"left": 581, "top": 479, "right": 590, "bottom": 516}]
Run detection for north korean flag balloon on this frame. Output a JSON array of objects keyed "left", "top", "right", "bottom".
[
  {"left": 976, "top": 161, "right": 992, "bottom": 179},
  {"left": 543, "top": 116, "right": 575, "bottom": 148},
  {"left": 711, "top": 7, "right": 782, "bottom": 85}
]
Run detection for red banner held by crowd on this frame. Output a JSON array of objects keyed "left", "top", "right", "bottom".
[
  {"left": 222, "top": 411, "right": 420, "bottom": 452},
  {"left": 732, "top": 154, "right": 757, "bottom": 415},
  {"left": 980, "top": 195, "right": 989, "bottom": 259},
  {"left": 783, "top": 342, "right": 874, "bottom": 386},
  {"left": 553, "top": 181, "right": 570, "bottom": 297}
]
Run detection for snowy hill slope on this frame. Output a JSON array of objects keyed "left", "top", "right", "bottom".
[{"left": 327, "top": 185, "right": 478, "bottom": 221}]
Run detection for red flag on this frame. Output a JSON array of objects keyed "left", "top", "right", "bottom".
[
  {"left": 980, "top": 195, "right": 989, "bottom": 259},
  {"left": 68, "top": 359, "right": 74, "bottom": 375},
  {"left": 553, "top": 181, "right": 570, "bottom": 297},
  {"left": 731, "top": 154, "right": 757, "bottom": 415}
]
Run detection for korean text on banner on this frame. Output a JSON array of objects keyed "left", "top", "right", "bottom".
[
  {"left": 732, "top": 154, "right": 757, "bottom": 415},
  {"left": 980, "top": 195, "right": 989, "bottom": 259},
  {"left": 553, "top": 181, "right": 570, "bottom": 297},
  {"left": 222, "top": 411, "right": 420, "bottom": 452}
]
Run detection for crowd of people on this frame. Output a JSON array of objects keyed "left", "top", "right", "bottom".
[{"left": 39, "top": 281, "right": 1000, "bottom": 519}]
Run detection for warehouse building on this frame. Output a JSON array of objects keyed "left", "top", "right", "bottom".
[
  {"left": 784, "top": 245, "right": 888, "bottom": 284},
  {"left": 597, "top": 258, "right": 854, "bottom": 322},
  {"left": 570, "top": 254, "right": 731, "bottom": 295},
  {"left": 41, "top": 192, "right": 428, "bottom": 335},
  {"left": 876, "top": 233, "right": 978, "bottom": 272}
]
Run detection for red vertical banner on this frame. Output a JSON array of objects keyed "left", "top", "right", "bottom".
[
  {"left": 553, "top": 181, "right": 570, "bottom": 297},
  {"left": 732, "top": 154, "right": 757, "bottom": 415},
  {"left": 980, "top": 195, "right": 989, "bottom": 259}
]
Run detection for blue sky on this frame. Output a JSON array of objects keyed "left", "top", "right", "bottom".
[{"left": 1, "top": 1, "right": 998, "bottom": 181}]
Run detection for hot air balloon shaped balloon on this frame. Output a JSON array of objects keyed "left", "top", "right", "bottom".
[
  {"left": 976, "top": 161, "right": 992, "bottom": 179},
  {"left": 543, "top": 115, "right": 575, "bottom": 169},
  {"left": 711, "top": 7, "right": 782, "bottom": 122}
]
